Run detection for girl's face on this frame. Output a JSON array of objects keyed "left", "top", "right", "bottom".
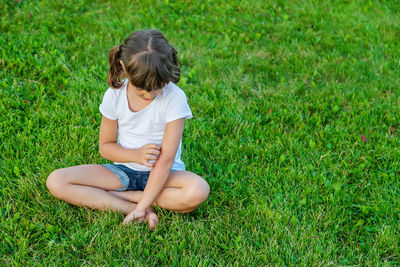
[
  {"left": 130, "top": 83, "right": 162, "bottom": 101},
  {"left": 120, "top": 60, "right": 163, "bottom": 101}
]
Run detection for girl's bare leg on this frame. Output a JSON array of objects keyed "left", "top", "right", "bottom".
[
  {"left": 46, "top": 164, "right": 158, "bottom": 229},
  {"left": 109, "top": 170, "right": 210, "bottom": 213}
]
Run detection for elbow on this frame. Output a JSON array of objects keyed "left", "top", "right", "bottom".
[
  {"left": 99, "top": 143, "right": 108, "bottom": 158},
  {"left": 99, "top": 144, "right": 104, "bottom": 157},
  {"left": 99, "top": 142, "right": 118, "bottom": 161},
  {"left": 99, "top": 148, "right": 105, "bottom": 158}
]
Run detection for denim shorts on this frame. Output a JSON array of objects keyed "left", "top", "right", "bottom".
[{"left": 102, "top": 164, "right": 178, "bottom": 191}]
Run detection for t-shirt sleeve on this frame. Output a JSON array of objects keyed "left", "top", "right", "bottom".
[
  {"left": 165, "top": 88, "right": 193, "bottom": 123},
  {"left": 99, "top": 88, "right": 118, "bottom": 120}
]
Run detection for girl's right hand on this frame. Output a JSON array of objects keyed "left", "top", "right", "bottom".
[
  {"left": 135, "top": 144, "right": 161, "bottom": 167},
  {"left": 123, "top": 208, "right": 146, "bottom": 225}
]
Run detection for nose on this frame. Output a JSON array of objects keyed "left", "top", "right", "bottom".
[
  {"left": 146, "top": 92, "right": 155, "bottom": 100},
  {"left": 144, "top": 91, "right": 156, "bottom": 100}
]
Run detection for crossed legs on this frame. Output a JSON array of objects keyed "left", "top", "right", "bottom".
[{"left": 46, "top": 164, "right": 210, "bottom": 229}]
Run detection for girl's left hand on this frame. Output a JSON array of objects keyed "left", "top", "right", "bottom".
[{"left": 123, "top": 209, "right": 146, "bottom": 225}]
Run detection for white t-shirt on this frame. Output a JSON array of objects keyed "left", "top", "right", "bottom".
[{"left": 99, "top": 79, "right": 193, "bottom": 171}]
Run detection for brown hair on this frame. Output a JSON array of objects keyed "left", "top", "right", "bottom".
[{"left": 107, "top": 29, "right": 181, "bottom": 91}]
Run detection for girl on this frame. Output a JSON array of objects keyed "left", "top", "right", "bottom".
[{"left": 46, "top": 29, "right": 210, "bottom": 230}]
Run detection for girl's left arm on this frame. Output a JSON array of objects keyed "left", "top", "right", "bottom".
[{"left": 129, "top": 118, "right": 186, "bottom": 216}]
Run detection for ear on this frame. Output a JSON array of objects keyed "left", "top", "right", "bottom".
[{"left": 120, "top": 60, "right": 126, "bottom": 73}]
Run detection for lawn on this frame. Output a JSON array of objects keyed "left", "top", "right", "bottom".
[{"left": 1, "top": 0, "right": 399, "bottom": 265}]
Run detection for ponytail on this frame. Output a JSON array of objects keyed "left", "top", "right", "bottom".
[
  {"left": 170, "top": 47, "right": 181, "bottom": 83},
  {"left": 107, "top": 45, "right": 124, "bottom": 88}
]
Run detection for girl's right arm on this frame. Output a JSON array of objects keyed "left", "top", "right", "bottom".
[{"left": 98, "top": 115, "right": 160, "bottom": 167}]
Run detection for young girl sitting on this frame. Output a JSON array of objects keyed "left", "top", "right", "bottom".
[{"left": 46, "top": 29, "right": 210, "bottom": 230}]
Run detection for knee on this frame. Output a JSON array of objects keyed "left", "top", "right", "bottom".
[
  {"left": 46, "top": 169, "right": 66, "bottom": 197},
  {"left": 185, "top": 178, "right": 210, "bottom": 208}
]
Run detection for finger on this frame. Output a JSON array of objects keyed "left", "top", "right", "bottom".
[
  {"left": 135, "top": 216, "right": 145, "bottom": 224},
  {"left": 145, "top": 155, "right": 158, "bottom": 160},
  {"left": 146, "top": 144, "right": 161, "bottom": 150},
  {"left": 142, "top": 161, "right": 155, "bottom": 167},
  {"left": 149, "top": 149, "right": 161, "bottom": 155},
  {"left": 123, "top": 214, "right": 134, "bottom": 225}
]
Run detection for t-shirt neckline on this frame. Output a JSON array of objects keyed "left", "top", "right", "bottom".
[{"left": 124, "top": 80, "right": 160, "bottom": 115}]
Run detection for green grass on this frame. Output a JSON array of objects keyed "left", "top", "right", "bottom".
[{"left": 1, "top": 0, "right": 400, "bottom": 265}]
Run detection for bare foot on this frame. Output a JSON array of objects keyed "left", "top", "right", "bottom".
[{"left": 145, "top": 207, "right": 159, "bottom": 231}]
